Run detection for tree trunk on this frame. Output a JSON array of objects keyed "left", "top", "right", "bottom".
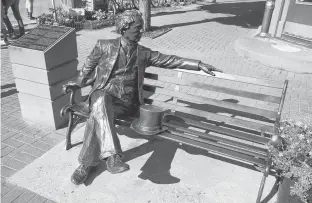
[{"left": 139, "top": 0, "right": 151, "bottom": 32}]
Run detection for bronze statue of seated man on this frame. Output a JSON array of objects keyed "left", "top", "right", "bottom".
[{"left": 68, "top": 9, "right": 223, "bottom": 185}]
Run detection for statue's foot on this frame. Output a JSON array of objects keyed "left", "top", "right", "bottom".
[
  {"left": 8, "top": 32, "right": 19, "bottom": 40},
  {"left": 71, "top": 165, "right": 92, "bottom": 185},
  {"left": 106, "top": 154, "right": 130, "bottom": 174}
]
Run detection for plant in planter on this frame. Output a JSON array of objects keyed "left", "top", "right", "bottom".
[
  {"left": 37, "top": 6, "right": 115, "bottom": 30},
  {"left": 269, "top": 119, "right": 312, "bottom": 203},
  {"left": 92, "top": 9, "right": 108, "bottom": 20},
  {"left": 36, "top": 13, "right": 55, "bottom": 25}
]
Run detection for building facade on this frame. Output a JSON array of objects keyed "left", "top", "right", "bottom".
[{"left": 269, "top": 0, "right": 312, "bottom": 48}]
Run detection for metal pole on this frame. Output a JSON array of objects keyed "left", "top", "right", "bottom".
[
  {"left": 258, "top": 0, "right": 275, "bottom": 38},
  {"left": 52, "top": 0, "right": 57, "bottom": 21}
]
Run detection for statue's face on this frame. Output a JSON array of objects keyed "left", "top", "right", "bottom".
[{"left": 123, "top": 16, "right": 143, "bottom": 42}]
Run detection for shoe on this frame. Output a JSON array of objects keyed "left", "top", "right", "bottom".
[
  {"left": 106, "top": 154, "right": 130, "bottom": 174},
  {"left": 8, "top": 32, "right": 19, "bottom": 40},
  {"left": 29, "top": 13, "right": 36, "bottom": 20},
  {"left": 71, "top": 165, "right": 92, "bottom": 185}
]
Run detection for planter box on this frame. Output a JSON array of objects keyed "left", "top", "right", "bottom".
[
  {"left": 9, "top": 25, "right": 80, "bottom": 130},
  {"left": 57, "top": 18, "right": 115, "bottom": 30}
]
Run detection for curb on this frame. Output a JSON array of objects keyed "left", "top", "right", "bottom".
[{"left": 234, "top": 37, "right": 312, "bottom": 74}]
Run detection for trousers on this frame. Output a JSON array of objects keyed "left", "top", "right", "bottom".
[
  {"left": 78, "top": 89, "right": 139, "bottom": 166},
  {"left": 25, "top": 0, "right": 33, "bottom": 13},
  {"left": 2, "top": 0, "right": 24, "bottom": 34}
]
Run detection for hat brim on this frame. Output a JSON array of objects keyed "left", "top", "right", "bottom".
[{"left": 130, "top": 119, "right": 164, "bottom": 136}]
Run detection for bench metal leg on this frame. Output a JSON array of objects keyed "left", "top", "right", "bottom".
[
  {"left": 65, "top": 112, "right": 74, "bottom": 150},
  {"left": 256, "top": 158, "right": 272, "bottom": 203},
  {"left": 276, "top": 177, "right": 291, "bottom": 203}
]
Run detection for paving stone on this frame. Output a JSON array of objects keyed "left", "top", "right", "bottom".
[
  {"left": 31, "top": 141, "right": 54, "bottom": 151},
  {"left": 12, "top": 189, "right": 37, "bottom": 203},
  {"left": 21, "top": 145, "right": 46, "bottom": 158},
  {"left": 2, "top": 138, "right": 24, "bottom": 148},
  {"left": 1, "top": 166, "right": 17, "bottom": 178},
  {"left": 1, "top": 182, "right": 17, "bottom": 197},
  {"left": 11, "top": 151, "right": 37, "bottom": 164},
  {"left": 1, "top": 157, "right": 27, "bottom": 170},
  {"left": 40, "top": 136, "right": 62, "bottom": 146},
  {"left": 1, "top": 187, "right": 26, "bottom": 203},
  {"left": 6, "top": 143, "right": 29, "bottom": 157},
  {"left": 28, "top": 194, "right": 49, "bottom": 203},
  {"left": 1, "top": 146, "right": 15, "bottom": 157},
  {"left": 1, "top": 143, "right": 8, "bottom": 149},
  {"left": 47, "top": 132, "right": 66, "bottom": 142},
  {"left": 14, "top": 134, "right": 37, "bottom": 144},
  {"left": 44, "top": 200, "right": 57, "bottom": 203},
  {"left": 1, "top": 131, "right": 18, "bottom": 141}
]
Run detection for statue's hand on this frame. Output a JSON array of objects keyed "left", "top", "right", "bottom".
[{"left": 198, "top": 62, "right": 223, "bottom": 76}]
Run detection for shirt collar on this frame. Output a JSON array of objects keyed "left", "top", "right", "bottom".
[{"left": 121, "top": 37, "right": 137, "bottom": 48}]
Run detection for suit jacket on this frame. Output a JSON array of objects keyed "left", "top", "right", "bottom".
[{"left": 76, "top": 37, "right": 201, "bottom": 105}]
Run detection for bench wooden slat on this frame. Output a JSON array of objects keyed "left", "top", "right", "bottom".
[
  {"left": 143, "top": 85, "right": 278, "bottom": 121},
  {"left": 145, "top": 73, "right": 281, "bottom": 103},
  {"left": 164, "top": 114, "right": 271, "bottom": 144},
  {"left": 166, "top": 126, "right": 267, "bottom": 159},
  {"left": 145, "top": 98, "right": 275, "bottom": 134},
  {"left": 172, "top": 69, "right": 284, "bottom": 89},
  {"left": 164, "top": 121, "right": 268, "bottom": 156},
  {"left": 157, "top": 132, "right": 267, "bottom": 167}
]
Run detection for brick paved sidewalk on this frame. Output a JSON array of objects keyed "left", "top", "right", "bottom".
[{"left": 1, "top": 1, "right": 311, "bottom": 202}]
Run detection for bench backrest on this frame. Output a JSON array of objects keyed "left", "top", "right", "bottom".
[{"left": 142, "top": 67, "right": 288, "bottom": 148}]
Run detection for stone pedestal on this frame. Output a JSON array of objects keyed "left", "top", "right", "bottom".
[{"left": 9, "top": 25, "right": 81, "bottom": 129}]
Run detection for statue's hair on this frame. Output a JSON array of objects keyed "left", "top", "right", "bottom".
[{"left": 115, "top": 9, "right": 143, "bottom": 34}]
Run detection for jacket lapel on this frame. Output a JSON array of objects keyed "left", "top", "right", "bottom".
[{"left": 109, "top": 37, "right": 121, "bottom": 69}]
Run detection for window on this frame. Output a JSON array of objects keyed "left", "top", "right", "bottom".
[{"left": 296, "top": 0, "right": 312, "bottom": 5}]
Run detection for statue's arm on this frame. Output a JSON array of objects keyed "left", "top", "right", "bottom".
[
  {"left": 75, "top": 40, "right": 104, "bottom": 87},
  {"left": 148, "top": 50, "right": 200, "bottom": 71},
  {"left": 147, "top": 49, "right": 223, "bottom": 76}
]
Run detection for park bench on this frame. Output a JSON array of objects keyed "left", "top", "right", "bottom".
[{"left": 61, "top": 67, "right": 289, "bottom": 203}]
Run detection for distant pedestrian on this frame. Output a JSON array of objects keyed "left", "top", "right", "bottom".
[
  {"left": 2, "top": 0, "right": 25, "bottom": 39},
  {"left": 1, "top": 0, "right": 9, "bottom": 44},
  {"left": 26, "top": 0, "right": 35, "bottom": 20}
]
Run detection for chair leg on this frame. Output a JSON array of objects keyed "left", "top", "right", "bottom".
[
  {"left": 256, "top": 159, "right": 272, "bottom": 203},
  {"left": 66, "top": 112, "right": 74, "bottom": 150}
]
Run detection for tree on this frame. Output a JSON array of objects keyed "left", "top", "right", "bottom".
[{"left": 139, "top": 0, "right": 151, "bottom": 32}]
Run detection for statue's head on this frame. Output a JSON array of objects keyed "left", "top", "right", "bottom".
[{"left": 115, "top": 9, "right": 144, "bottom": 42}]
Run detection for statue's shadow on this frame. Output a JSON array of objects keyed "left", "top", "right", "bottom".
[{"left": 84, "top": 126, "right": 182, "bottom": 186}]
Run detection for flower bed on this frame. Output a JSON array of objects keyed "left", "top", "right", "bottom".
[
  {"left": 37, "top": 7, "right": 115, "bottom": 30},
  {"left": 58, "top": 18, "right": 115, "bottom": 30},
  {"left": 269, "top": 119, "right": 312, "bottom": 203}
]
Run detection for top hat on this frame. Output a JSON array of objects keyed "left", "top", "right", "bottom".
[{"left": 131, "top": 105, "right": 166, "bottom": 136}]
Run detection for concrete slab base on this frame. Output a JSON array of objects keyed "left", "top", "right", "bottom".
[
  {"left": 8, "top": 125, "right": 278, "bottom": 203},
  {"left": 234, "top": 36, "right": 312, "bottom": 74}
]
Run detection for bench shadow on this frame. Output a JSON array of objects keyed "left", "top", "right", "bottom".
[{"left": 84, "top": 97, "right": 265, "bottom": 187}]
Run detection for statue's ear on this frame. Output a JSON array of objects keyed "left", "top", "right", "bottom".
[{"left": 124, "top": 23, "right": 130, "bottom": 30}]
